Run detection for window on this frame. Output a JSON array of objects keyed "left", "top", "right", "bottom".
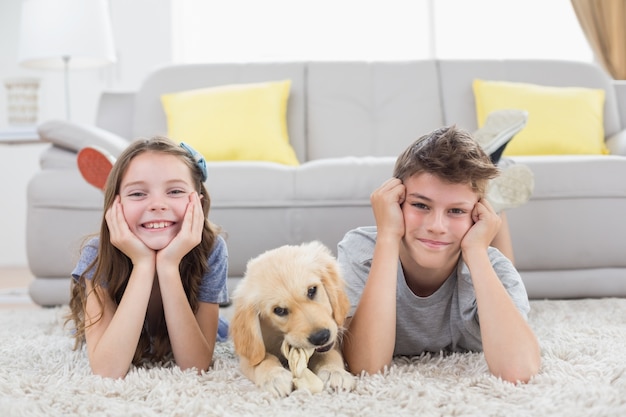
[{"left": 172, "top": 0, "right": 592, "bottom": 63}]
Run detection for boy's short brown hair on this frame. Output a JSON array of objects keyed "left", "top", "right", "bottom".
[{"left": 393, "top": 125, "right": 499, "bottom": 198}]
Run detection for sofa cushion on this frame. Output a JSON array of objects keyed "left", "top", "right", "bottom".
[
  {"left": 511, "top": 155, "right": 626, "bottom": 199},
  {"left": 205, "top": 161, "right": 296, "bottom": 207},
  {"left": 37, "top": 120, "right": 129, "bottom": 156},
  {"left": 133, "top": 63, "right": 308, "bottom": 162},
  {"left": 306, "top": 61, "right": 445, "bottom": 160},
  {"left": 438, "top": 60, "right": 622, "bottom": 141},
  {"left": 295, "top": 157, "right": 395, "bottom": 202},
  {"left": 473, "top": 79, "right": 608, "bottom": 156},
  {"left": 161, "top": 80, "right": 299, "bottom": 165}
]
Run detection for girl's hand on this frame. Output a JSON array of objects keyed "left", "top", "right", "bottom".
[
  {"left": 371, "top": 178, "right": 406, "bottom": 241},
  {"left": 105, "top": 196, "right": 154, "bottom": 264},
  {"left": 461, "top": 198, "right": 502, "bottom": 255},
  {"left": 157, "top": 192, "right": 204, "bottom": 265}
]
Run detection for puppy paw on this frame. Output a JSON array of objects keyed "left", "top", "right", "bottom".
[
  {"left": 317, "top": 366, "right": 356, "bottom": 392},
  {"left": 259, "top": 367, "right": 294, "bottom": 397}
]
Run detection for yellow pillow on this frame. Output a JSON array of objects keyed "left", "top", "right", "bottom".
[
  {"left": 161, "top": 80, "right": 299, "bottom": 165},
  {"left": 473, "top": 79, "right": 609, "bottom": 156}
]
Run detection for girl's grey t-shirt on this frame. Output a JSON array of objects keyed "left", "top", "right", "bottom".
[
  {"left": 72, "top": 234, "right": 229, "bottom": 305},
  {"left": 337, "top": 226, "right": 531, "bottom": 356}
]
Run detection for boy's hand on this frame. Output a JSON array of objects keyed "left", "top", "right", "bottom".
[
  {"left": 157, "top": 192, "right": 204, "bottom": 265},
  {"left": 106, "top": 196, "right": 155, "bottom": 264},
  {"left": 371, "top": 178, "right": 406, "bottom": 241},
  {"left": 461, "top": 198, "right": 502, "bottom": 255}
]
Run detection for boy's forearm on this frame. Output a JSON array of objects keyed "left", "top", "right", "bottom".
[
  {"left": 465, "top": 251, "right": 541, "bottom": 382},
  {"left": 343, "top": 238, "right": 399, "bottom": 374}
]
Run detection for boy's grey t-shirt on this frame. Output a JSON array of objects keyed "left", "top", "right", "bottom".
[{"left": 337, "top": 226, "right": 531, "bottom": 356}]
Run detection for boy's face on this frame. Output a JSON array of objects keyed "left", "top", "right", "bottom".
[{"left": 400, "top": 172, "right": 478, "bottom": 273}]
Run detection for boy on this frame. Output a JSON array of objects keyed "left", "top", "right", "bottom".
[{"left": 338, "top": 125, "right": 541, "bottom": 383}]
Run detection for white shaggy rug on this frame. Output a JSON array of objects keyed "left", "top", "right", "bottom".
[{"left": 1, "top": 298, "right": 625, "bottom": 417}]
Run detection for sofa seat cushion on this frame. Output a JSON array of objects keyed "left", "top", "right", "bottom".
[
  {"left": 295, "top": 157, "right": 395, "bottom": 202},
  {"left": 512, "top": 155, "right": 626, "bottom": 199},
  {"left": 206, "top": 161, "right": 296, "bottom": 208},
  {"left": 508, "top": 155, "right": 626, "bottom": 272}
]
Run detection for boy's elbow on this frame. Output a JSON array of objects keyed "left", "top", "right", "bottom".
[
  {"left": 341, "top": 329, "right": 394, "bottom": 376},
  {"left": 345, "top": 354, "right": 391, "bottom": 376},
  {"left": 496, "top": 356, "right": 541, "bottom": 384}
]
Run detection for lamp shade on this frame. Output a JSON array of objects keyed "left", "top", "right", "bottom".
[{"left": 18, "top": 0, "right": 116, "bottom": 70}]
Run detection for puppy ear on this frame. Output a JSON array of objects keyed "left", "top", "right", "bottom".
[
  {"left": 314, "top": 243, "right": 350, "bottom": 327},
  {"left": 231, "top": 300, "right": 266, "bottom": 366}
]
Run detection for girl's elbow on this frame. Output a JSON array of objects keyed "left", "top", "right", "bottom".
[
  {"left": 181, "top": 361, "right": 212, "bottom": 374},
  {"left": 177, "top": 353, "right": 213, "bottom": 374},
  {"left": 91, "top": 364, "right": 129, "bottom": 379}
]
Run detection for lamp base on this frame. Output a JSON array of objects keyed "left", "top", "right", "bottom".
[{"left": 63, "top": 55, "right": 71, "bottom": 120}]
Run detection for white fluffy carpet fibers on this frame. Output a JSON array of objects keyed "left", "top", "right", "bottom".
[{"left": 1, "top": 298, "right": 625, "bottom": 417}]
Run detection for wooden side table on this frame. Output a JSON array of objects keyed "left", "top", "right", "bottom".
[{"left": 0, "top": 126, "right": 43, "bottom": 145}]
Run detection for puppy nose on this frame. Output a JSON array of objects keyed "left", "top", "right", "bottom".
[{"left": 308, "top": 329, "right": 331, "bottom": 346}]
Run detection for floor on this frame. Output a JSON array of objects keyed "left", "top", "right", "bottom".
[
  {"left": 0, "top": 266, "right": 236, "bottom": 319},
  {"left": 0, "top": 266, "right": 39, "bottom": 310}
]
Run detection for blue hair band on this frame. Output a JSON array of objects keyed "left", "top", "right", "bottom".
[{"left": 180, "top": 142, "right": 208, "bottom": 182}]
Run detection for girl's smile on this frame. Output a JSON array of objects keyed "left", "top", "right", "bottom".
[{"left": 142, "top": 221, "right": 175, "bottom": 229}]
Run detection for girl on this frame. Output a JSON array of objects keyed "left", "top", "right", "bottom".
[{"left": 67, "top": 136, "right": 229, "bottom": 379}]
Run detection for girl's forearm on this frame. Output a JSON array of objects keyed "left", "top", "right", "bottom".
[
  {"left": 86, "top": 263, "right": 155, "bottom": 378},
  {"left": 157, "top": 265, "right": 215, "bottom": 371}
]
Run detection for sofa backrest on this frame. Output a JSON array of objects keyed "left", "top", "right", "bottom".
[
  {"left": 438, "top": 59, "right": 622, "bottom": 137},
  {"left": 129, "top": 59, "right": 621, "bottom": 165},
  {"left": 132, "top": 62, "right": 308, "bottom": 162},
  {"left": 305, "top": 61, "right": 445, "bottom": 160}
]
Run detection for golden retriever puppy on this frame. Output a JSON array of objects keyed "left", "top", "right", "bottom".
[{"left": 231, "top": 241, "right": 356, "bottom": 397}]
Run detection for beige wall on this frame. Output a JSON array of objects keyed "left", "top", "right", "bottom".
[{"left": 0, "top": 0, "right": 172, "bottom": 267}]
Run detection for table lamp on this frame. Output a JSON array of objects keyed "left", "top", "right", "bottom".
[{"left": 17, "top": 0, "right": 117, "bottom": 121}]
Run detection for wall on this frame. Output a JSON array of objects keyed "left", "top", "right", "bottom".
[
  {"left": 0, "top": 0, "right": 172, "bottom": 267},
  {"left": 0, "top": 0, "right": 595, "bottom": 269}
]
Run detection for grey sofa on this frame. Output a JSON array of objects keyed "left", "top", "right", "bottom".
[{"left": 28, "top": 59, "right": 626, "bottom": 306}]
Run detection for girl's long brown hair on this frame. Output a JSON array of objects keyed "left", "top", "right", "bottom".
[{"left": 66, "top": 136, "right": 218, "bottom": 365}]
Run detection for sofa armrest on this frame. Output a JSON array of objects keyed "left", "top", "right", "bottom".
[
  {"left": 37, "top": 119, "right": 129, "bottom": 157},
  {"left": 612, "top": 80, "right": 626, "bottom": 130},
  {"left": 606, "top": 129, "right": 626, "bottom": 156}
]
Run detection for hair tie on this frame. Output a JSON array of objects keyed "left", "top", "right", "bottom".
[{"left": 180, "top": 142, "right": 208, "bottom": 182}]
